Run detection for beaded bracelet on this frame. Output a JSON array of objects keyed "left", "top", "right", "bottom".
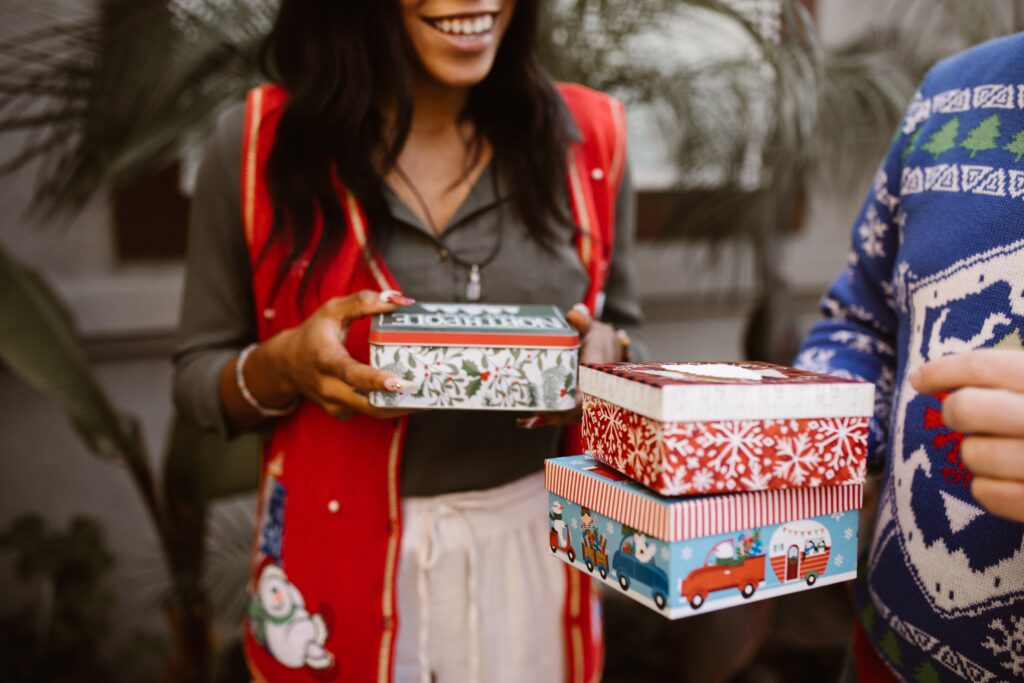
[{"left": 236, "top": 343, "right": 297, "bottom": 417}]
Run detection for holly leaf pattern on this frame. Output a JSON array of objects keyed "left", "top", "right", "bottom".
[{"left": 370, "top": 344, "right": 576, "bottom": 410}]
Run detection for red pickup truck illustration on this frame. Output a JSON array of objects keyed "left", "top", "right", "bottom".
[{"left": 680, "top": 538, "right": 765, "bottom": 609}]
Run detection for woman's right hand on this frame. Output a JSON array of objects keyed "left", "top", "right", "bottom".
[{"left": 223, "top": 290, "right": 415, "bottom": 427}]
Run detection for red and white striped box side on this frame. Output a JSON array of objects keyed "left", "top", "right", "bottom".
[{"left": 545, "top": 458, "right": 863, "bottom": 543}]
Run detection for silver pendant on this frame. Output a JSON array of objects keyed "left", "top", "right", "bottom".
[{"left": 466, "top": 264, "right": 482, "bottom": 302}]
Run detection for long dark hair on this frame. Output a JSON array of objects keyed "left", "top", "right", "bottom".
[{"left": 259, "top": 0, "right": 571, "bottom": 297}]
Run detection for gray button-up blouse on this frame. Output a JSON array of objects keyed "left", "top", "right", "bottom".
[{"left": 173, "top": 103, "right": 645, "bottom": 496}]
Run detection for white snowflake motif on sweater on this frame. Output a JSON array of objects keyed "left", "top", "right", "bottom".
[
  {"left": 858, "top": 205, "right": 889, "bottom": 259},
  {"left": 983, "top": 615, "right": 1024, "bottom": 678}
]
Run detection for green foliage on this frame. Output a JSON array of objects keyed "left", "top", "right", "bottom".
[
  {"left": 860, "top": 602, "right": 876, "bottom": 635},
  {"left": 1003, "top": 128, "right": 1024, "bottom": 162},
  {"left": 922, "top": 118, "right": 960, "bottom": 161},
  {"left": 0, "top": 514, "right": 160, "bottom": 683},
  {"left": 0, "top": 241, "right": 260, "bottom": 681},
  {"left": 0, "top": 243, "right": 136, "bottom": 461},
  {"left": 903, "top": 126, "right": 924, "bottom": 161},
  {"left": 879, "top": 629, "right": 905, "bottom": 668},
  {"left": 960, "top": 114, "right": 1002, "bottom": 158},
  {"left": 913, "top": 661, "right": 942, "bottom": 683}
]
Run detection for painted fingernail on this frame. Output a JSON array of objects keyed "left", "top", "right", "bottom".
[
  {"left": 516, "top": 415, "right": 550, "bottom": 429},
  {"left": 384, "top": 377, "right": 410, "bottom": 394},
  {"left": 380, "top": 290, "right": 416, "bottom": 306},
  {"left": 572, "top": 303, "right": 591, "bottom": 317}
]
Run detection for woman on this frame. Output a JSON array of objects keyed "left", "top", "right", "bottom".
[{"left": 173, "top": 1, "right": 644, "bottom": 681}]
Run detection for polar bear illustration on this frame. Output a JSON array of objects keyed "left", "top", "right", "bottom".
[
  {"left": 250, "top": 564, "right": 333, "bottom": 670},
  {"left": 633, "top": 534, "right": 658, "bottom": 564}
]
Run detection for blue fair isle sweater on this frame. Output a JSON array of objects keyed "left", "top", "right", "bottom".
[{"left": 796, "top": 34, "right": 1024, "bottom": 683}]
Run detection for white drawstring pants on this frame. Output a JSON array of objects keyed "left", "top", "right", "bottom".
[{"left": 392, "top": 472, "right": 568, "bottom": 683}]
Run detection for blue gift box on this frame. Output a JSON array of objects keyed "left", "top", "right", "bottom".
[{"left": 546, "top": 455, "right": 862, "bottom": 618}]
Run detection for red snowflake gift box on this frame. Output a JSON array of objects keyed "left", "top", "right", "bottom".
[
  {"left": 546, "top": 455, "right": 862, "bottom": 618},
  {"left": 580, "top": 361, "right": 875, "bottom": 496}
]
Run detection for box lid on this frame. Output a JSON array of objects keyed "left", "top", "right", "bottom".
[
  {"left": 545, "top": 455, "right": 862, "bottom": 543},
  {"left": 579, "top": 361, "right": 875, "bottom": 422},
  {"left": 370, "top": 303, "right": 579, "bottom": 348}
]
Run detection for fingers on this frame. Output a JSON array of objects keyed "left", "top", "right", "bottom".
[
  {"left": 971, "top": 477, "right": 1024, "bottom": 524},
  {"left": 565, "top": 303, "right": 593, "bottom": 336},
  {"left": 941, "top": 387, "right": 1024, "bottom": 436},
  {"left": 315, "top": 377, "right": 416, "bottom": 420},
  {"left": 960, "top": 436, "right": 1024, "bottom": 480},
  {"left": 314, "top": 352, "right": 409, "bottom": 394},
  {"left": 323, "top": 289, "right": 415, "bottom": 325},
  {"left": 911, "top": 349, "right": 1024, "bottom": 394}
]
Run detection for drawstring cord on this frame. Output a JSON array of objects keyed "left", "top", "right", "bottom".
[{"left": 415, "top": 501, "right": 482, "bottom": 683}]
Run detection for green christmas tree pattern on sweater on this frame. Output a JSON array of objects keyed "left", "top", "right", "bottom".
[{"left": 960, "top": 114, "right": 1002, "bottom": 158}]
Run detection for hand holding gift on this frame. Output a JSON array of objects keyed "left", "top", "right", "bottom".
[
  {"left": 911, "top": 349, "right": 1024, "bottom": 523},
  {"left": 252, "top": 290, "right": 416, "bottom": 421},
  {"left": 517, "top": 303, "right": 627, "bottom": 428}
]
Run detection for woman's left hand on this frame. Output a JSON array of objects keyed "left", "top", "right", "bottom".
[
  {"left": 565, "top": 303, "right": 623, "bottom": 366},
  {"left": 516, "top": 303, "right": 625, "bottom": 428},
  {"left": 911, "top": 349, "right": 1024, "bottom": 523}
]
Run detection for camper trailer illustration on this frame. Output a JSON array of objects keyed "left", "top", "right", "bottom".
[{"left": 768, "top": 520, "right": 831, "bottom": 586}]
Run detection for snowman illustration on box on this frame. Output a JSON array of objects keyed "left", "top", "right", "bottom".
[{"left": 549, "top": 500, "right": 576, "bottom": 562}]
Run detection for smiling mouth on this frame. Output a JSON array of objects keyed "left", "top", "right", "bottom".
[{"left": 422, "top": 12, "right": 497, "bottom": 38}]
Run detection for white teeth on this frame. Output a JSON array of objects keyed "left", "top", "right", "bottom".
[{"left": 432, "top": 14, "right": 494, "bottom": 36}]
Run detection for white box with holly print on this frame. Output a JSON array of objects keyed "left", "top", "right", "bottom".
[
  {"left": 580, "top": 362, "right": 875, "bottom": 496},
  {"left": 369, "top": 303, "right": 579, "bottom": 411}
]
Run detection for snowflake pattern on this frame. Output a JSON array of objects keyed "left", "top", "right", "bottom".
[
  {"left": 844, "top": 527, "right": 854, "bottom": 541},
  {"left": 982, "top": 615, "right": 1024, "bottom": 677},
  {"left": 858, "top": 205, "right": 889, "bottom": 258},
  {"left": 794, "top": 348, "right": 837, "bottom": 375},
  {"left": 605, "top": 521, "right": 614, "bottom": 535},
  {"left": 582, "top": 396, "right": 868, "bottom": 495},
  {"left": 660, "top": 547, "right": 670, "bottom": 562},
  {"left": 680, "top": 546, "right": 693, "bottom": 561},
  {"left": 834, "top": 554, "right": 845, "bottom": 568},
  {"left": 831, "top": 511, "right": 845, "bottom": 522},
  {"left": 570, "top": 518, "right": 579, "bottom": 529},
  {"left": 773, "top": 434, "right": 818, "bottom": 486},
  {"left": 827, "top": 330, "right": 895, "bottom": 358}
]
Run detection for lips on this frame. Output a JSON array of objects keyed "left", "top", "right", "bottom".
[{"left": 422, "top": 12, "right": 496, "bottom": 38}]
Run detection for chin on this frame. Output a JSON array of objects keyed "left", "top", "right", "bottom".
[{"left": 425, "top": 60, "right": 497, "bottom": 89}]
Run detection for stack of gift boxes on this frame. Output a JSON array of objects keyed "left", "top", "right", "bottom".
[{"left": 546, "top": 361, "right": 875, "bottom": 618}]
